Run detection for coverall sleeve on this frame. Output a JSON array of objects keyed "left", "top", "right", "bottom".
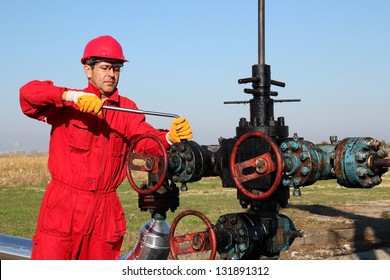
[
  {"left": 121, "top": 99, "right": 171, "bottom": 154},
  {"left": 128, "top": 113, "right": 171, "bottom": 155},
  {"left": 19, "top": 80, "right": 66, "bottom": 121}
]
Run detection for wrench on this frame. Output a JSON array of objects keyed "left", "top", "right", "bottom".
[{"left": 102, "top": 105, "right": 179, "bottom": 119}]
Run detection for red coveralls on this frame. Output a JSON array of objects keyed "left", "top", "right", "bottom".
[{"left": 19, "top": 80, "right": 170, "bottom": 259}]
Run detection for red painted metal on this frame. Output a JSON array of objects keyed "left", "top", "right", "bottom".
[
  {"left": 230, "top": 131, "right": 283, "bottom": 200},
  {"left": 169, "top": 210, "right": 217, "bottom": 260},
  {"left": 126, "top": 134, "right": 168, "bottom": 195}
]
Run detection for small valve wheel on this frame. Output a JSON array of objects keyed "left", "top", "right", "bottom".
[
  {"left": 126, "top": 134, "right": 168, "bottom": 195},
  {"left": 169, "top": 210, "right": 217, "bottom": 260},
  {"left": 230, "top": 131, "right": 283, "bottom": 200}
]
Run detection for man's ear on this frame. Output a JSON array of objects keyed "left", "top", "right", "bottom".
[{"left": 84, "top": 64, "right": 92, "bottom": 79}]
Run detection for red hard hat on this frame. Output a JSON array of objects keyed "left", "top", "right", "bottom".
[{"left": 81, "top": 35, "right": 128, "bottom": 64}]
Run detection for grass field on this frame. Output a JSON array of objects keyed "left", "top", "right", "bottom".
[{"left": 1, "top": 153, "right": 390, "bottom": 255}]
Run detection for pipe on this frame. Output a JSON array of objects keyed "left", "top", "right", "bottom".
[{"left": 259, "top": 0, "right": 265, "bottom": 65}]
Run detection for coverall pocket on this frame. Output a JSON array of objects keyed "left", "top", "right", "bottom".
[
  {"left": 68, "top": 121, "right": 92, "bottom": 151},
  {"left": 97, "top": 198, "right": 127, "bottom": 243},
  {"left": 111, "top": 207, "right": 127, "bottom": 243},
  {"left": 41, "top": 191, "right": 73, "bottom": 237},
  {"left": 111, "top": 133, "right": 125, "bottom": 158}
]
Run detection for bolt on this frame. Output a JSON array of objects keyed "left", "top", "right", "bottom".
[
  {"left": 293, "top": 178, "right": 301, "bottom": 187},
  {"left": 362, "top": 177, "right": 373, "bottom": 187},
  {"left": 238, "top": 243, "right": 248, "bottom": 252},
  {"left": 240, "top": 200, "right": 248, "bottom": 208},
  {"left": 186, "top": 167, "right": 193, "bottom": 174},
  {"left": 290, "top": 141, "right": 300, "bottom": 151},
  {"left": 280, "top": 142, "right": 288, "bottom": 152},
  {"left": 301, "top": 167, "right": 310, "bottom": 176},
  {"left": 218, "top": 216, "right": 226, "bottom": 224},
  {"left": 356, "top": 152, "right": 367, "bottom": 163},
  {"left": 299, "top": 152, "right": 309, "bottom": 161},
  {"left": 191, "top": 234, "right": 204, "bottom": 250},
  {"left": 377, "top": 149, "right": 388, "bottom": 158},
  {"left": 220, "top": 252, "right": 228, "bottom": 260},
  {"left": 300, "top": 152, "right": 309, "bottom": 162},
  {"left": 282, "top": 178, "right": 291, "bottom": 186},
  {"left": 368, "top": 139, "right": 380, "bottom": 150},
  {"left": 255, "top": 158, "right": 267, "bottom": 174},
  {"left": 186, "top": 153, "right": 193, "bottom": 161},
  {"left": 293, "top": 187, "right": 301, "bottom": 197},
  {"left": 144, "top": 157, "right": 155, "bottom": 171},
  {"left": 179, "top": 143, "right": 186, "bottom": 152},
  {"left": 330, "top": 136, "right": 338, "bottom": 145},
  {"left": 238, "top": 228, "right": 246, "bottom": 236},
  {"left": 367, "top": 168, "right": 375, "bottom": 176},
  {"left": 169, "top": 157, "right": 179, "bottom": 169},
  {"left": 181, "top": 183, "right": 188, "bottom": 191},
  {"left": 356, "top": 167, "right": 368, "bottom": 178},
  {"left": 362, "top": 139, "right": 371, "bottom": 150},
  {"left": 372, "top": 176, "right": 381, "bottom": 185},
  {"left": 239, "top": 118, "right": 247, "bottom": 127}
]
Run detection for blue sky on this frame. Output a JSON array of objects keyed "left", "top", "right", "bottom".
[{"left": 0, "top": 0, "right": 389, "bottom": 152}]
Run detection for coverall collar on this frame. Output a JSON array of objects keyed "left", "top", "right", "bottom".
[{"left": 86, "top": 82, "right": 120, "bottom": 104}]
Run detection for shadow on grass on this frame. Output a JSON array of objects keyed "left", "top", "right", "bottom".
[{"left": 289, "top": 204, "right": 390, "bottom": 259}]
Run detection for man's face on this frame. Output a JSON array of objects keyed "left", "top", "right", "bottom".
[{"left": 84, "top": 60, "right": 123, "bottom": 97}]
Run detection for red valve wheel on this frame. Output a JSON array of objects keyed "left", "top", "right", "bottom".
[
  {"left": 126, "top": 134, "right": 168, "bottom": 195},
  {"left": 169, "top": 210, "right": 217, "bottom": 260},
  {"left": 230, "top": 131, "right": 283, "bottom": 200}
]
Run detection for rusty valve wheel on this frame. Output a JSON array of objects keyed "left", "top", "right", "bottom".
[
  {"left": 126, "top": 134, "right": 168, "bottom": 195},
  {"left": 169, "top": 210, "right": 217, "bottom": 260},
  {"left": 230, "top": 131, "right": 283, "bottom": 200}
]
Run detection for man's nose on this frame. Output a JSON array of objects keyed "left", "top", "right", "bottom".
[{"left": 106, "top": 67, "right": 116, "bottom": 77}]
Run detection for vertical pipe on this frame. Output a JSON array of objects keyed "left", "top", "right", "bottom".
[{"left": 259, "top": 0, "right": 265, "bottom": 65}]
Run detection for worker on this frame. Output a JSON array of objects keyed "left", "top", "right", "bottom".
[{"left": 19, "top": 35, "right": 192, "bottom": 260}]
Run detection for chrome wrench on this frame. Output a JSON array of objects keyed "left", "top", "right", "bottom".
[{"left": 102, "top": 105, "right": 179, "bottom": 118}]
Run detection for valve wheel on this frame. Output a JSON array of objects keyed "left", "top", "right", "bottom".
[
  {"left": 169, "top": 210, "right": 217, "bottom": 260},
  {"left": 126, "top": 134, "right": 168, "bottom": 195},
  {"left": 230, "top": 131, "right": 283, "bottom": 200}
]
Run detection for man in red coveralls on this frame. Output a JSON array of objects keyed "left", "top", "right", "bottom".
[{"left": 19, "top": 35, "right": 192, "bottom": 260}]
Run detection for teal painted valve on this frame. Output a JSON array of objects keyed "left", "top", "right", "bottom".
[
  {"left": 334, "top": 137, "right": 388, "bottom": 188},
  {"left": 281, "top": 136, "right": 389, "bottom": 192}
]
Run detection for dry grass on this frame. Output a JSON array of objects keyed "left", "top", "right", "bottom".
[
  {"left": 0, "top": 153, "right": 51, "bottom": 186},
  {"left": 0, "top": 153, "right": 149, "bottom": 187}
]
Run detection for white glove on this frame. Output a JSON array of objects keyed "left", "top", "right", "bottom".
[{"left": 65, "top": 90, "right": 95, "bottom": 103}]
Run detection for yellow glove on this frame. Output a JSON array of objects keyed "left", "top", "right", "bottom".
[
  {"left": 65, "top": 90, "right": 103, "bottom": 115},
  {"left": 76, "top": 95, "right": 103, "bottom": 115},
  {"left": 167, "top": 117, "right": 193, "bottom": 144}
]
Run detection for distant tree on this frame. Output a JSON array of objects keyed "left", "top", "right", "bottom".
[{"left": 317, "top": 140, "right": 330, "bottom": 145}]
